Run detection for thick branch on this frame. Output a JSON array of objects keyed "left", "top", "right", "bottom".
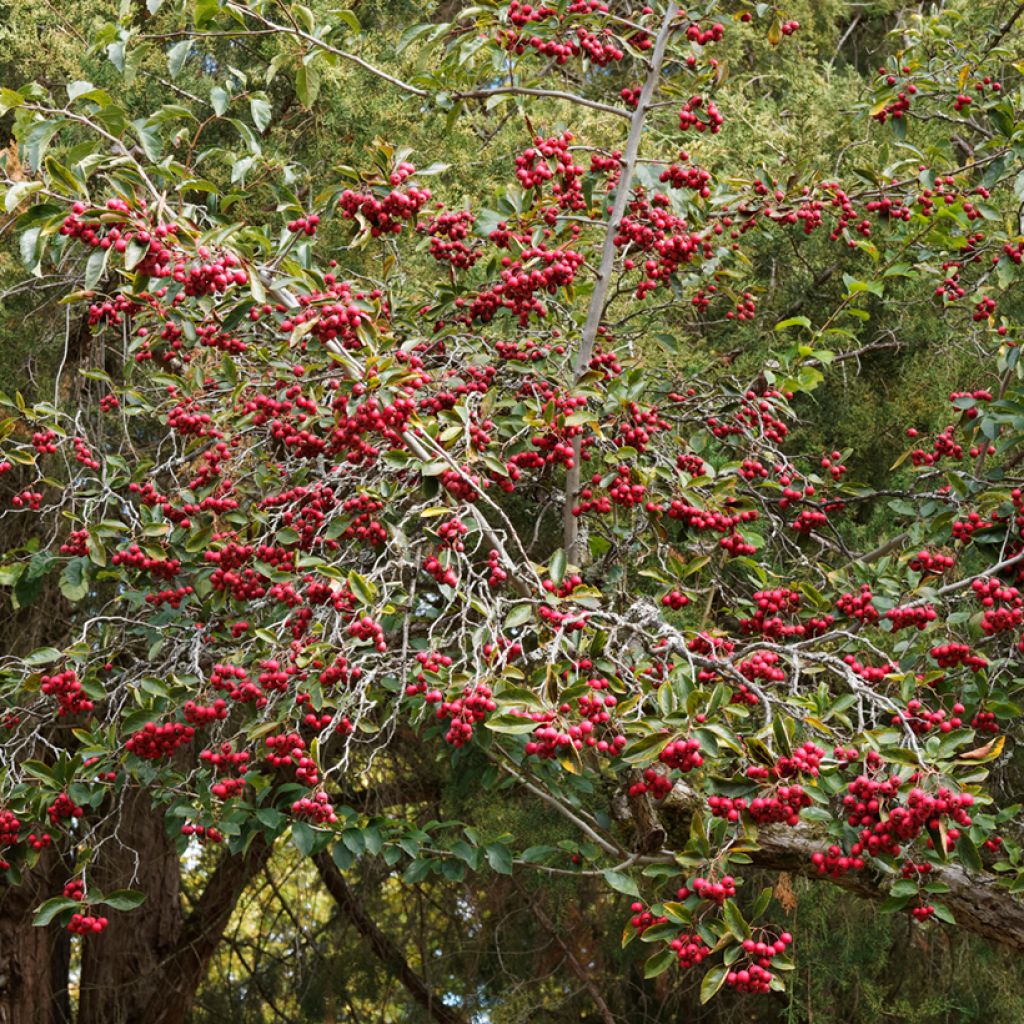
[
  {"left": 314, "top": 853, "right": 467, "bottom": 1024},
  {"left": 662, "top": 785, "right": 1024, "bottom": 952},
  {"left": 140, "top": 833, "right": 273, "bottom": 1024},
  {"left": 563, "top": 2, "right": 678, "bottom": 561}
]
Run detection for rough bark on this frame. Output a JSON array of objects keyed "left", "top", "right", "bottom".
[
  {"left": 77, "top": 787, "right": 183, "bottom": 1024},
  {"left": 138, "top": 831, "right": 272, "bottom": 1024},
  {"left": 77, "top": 788, "right": 272, "bottom": 1024},
  {"left": 0, "top": 850, "right": 71, "bottom": 1024},
  {"left": 314, "top": 851, "right": 467, "bottom": 1024},
  {"left": 752, "top": 826, "right": 1024, "bottom": 951}
]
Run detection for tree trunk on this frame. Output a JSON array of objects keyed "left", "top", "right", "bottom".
[
  {"left": 77, "top": 788, "right": 182, "bottom": 1024},
  {"left": 77, "top": 787, "right": 272, "bottom": 1024},
  {"left": 138, "top": 831, "right": 271, "bottom": 1024},
  {"left": 0, "top": 849, "right": 71, "bottom": 1024}
]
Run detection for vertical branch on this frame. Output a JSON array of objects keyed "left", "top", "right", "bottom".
[
  {"left": 313, "top": 852, "right": 467, "bottom": 1024},
  {"left": 512, "top": 878, "right": 620, "bottom": 1024},
  {"left": 563, "top": 3, "right": 679, "bottom": 561}
]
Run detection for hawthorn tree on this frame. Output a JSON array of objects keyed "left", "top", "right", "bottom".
[{"left": 2, "top": 0, "right": 1024, "bottom": 1020}]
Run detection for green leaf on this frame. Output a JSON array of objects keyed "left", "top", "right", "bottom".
[
  {"left": 20, "top": 226, "right": 42, "bottom": 274},
  {"left": 84, "top": 248, "right": 109, "bottom": 291},
  {"left": 484, "top": 714, "right": 539, "bottom": 735},
  {"left": 99, "top": 889, "right": 147, "bottom": 912},
  {"left": 107, "top": 41, "right": 125, "bottom": 73},
  {"left": 291, "top": 821, "right": 316, "bottom": 856},
  {"left": 59, "top": 559, "right": 90, "bottom": 603},
  {"left": 347, "top": 570, "right": 376, "bottom": 605},
  {"left": 0, "top": 88, "right": 25, "bottom": 116},
  {"left": 22, "top": 760, "right": 59, "bottom": 784},
  {"left": 504, "top": 604, "right": 533, "bottom": 629},
  {"left": 210, "top": 86, "right": 230, "bottom": 116},
  {"left": 44, "top": 157, "right": 85, "bottom": 197},
  {"left": 25, "top": 647, "right": 62, "bottom": 667},
  {"left": 622, "top": 732, "right": 672, "bottom": 764},
  {"left": 25, "top": 119, "right": 65, "bottom": 172},
  {"left": 602, "top": 870, "right": 640, "bottom": 898},
  {"left": 752, "top": 886, "right": 772, "bottom": 918},
  {"left": 775, "top": 316, "right": 811, "bottom": 332},
  {"left": 295, "top": 65, "right": 321, "bottom": 109},
  {"left": 549, "top": 548, "right": 567, "bottom": 586},
  {"left": 722, "top": 899, "right": 750, "bottom": 940},
  {"left": 957, "top": 834, "right": 983, "bottom": 874},
  {"left": 644, "top": 948, "right": 675, "bottom": 978},
  {"left": 250, "top": 97, "right": 272, "bottom": 133},
  {"left": 5, "top": 181, "right": 42, "bottom": 213},
  {"left": 485, "top": 843, "right": 513, "bottom": 875},
  {"left": 33, "top": 897, "right": 79, "bottom": 927},
  {"left": 700, "top": 964, "right": 729, "bottom": 1003},
  {"left": 335, "top": 9, "right": 361, "bottom": 31},
  {"left": 167, "top": 40, "right": 192, "bottom": 79}
]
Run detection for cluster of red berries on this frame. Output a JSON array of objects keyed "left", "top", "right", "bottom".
[
  {"left": 424, "top": 554, "right": 458, "bottom": 588},
  {"left": 59, "top": 529, "right": 90, "bottom": 557},
  {"left": 629, "top": 767, "right": 674, "bottom": 799},
  {"left": 183, "top": 699, "right": 228, "bottom": 725},
  {"left": 972, "top": 578, "right": 1023, "bottom": 634},
  {"left": 337, "top": 176, "right": 431, "bottom": 237},
  {"left": 348, "top": 615, "right": 388, "bottom": 652},
  {"left": 836, "top": 585, "right": 879, "bottom": 624},
  {"left": 930, "top": 643, "right": 986, "bottom": 671},
  {"left": 68, "top": 913, "right": 109, "bottom": 935},
  {"left": 200, "top": 742, "right": 250, "bottom": 772},
  {"left": 180, "top": 823, "right": 224, "bottom": 843},
  {"left": 32, "top": 430, "right": 59, "bottom": 454},
  {"left": 41, "top": 669, "right": 94, "bottom": 717},
  {"left": 291, "top": 792, "right": 337, "bottom": 823},
  {"left": 671, "top": 931, "right": 710, "bottom": 968},
  {"left": 909, "top": 549, "right": 955, "bottom": 575},
  {"left": 885, "top": 604, "right": 937, "bottom": 631},
  {"left": 286, "top": 213, "right": 320, "bottom": 235},
  {"left": 0, "top": 809, "right": 21, "bottom": 845},
  {"left": 678, "top": 95, "right": 724, "bottom": 133},
  {"left": 627, "top": 901, "right": 667, "bottom": 936},
  {"left": 11, "top": 490, "right": 43, "bottom": 510},
  {"left": 726, "top": 932, "right": 793, "bottom": 993},
  {"left": 688, "top": 875, "right": 737, "bottom": 905},
  {"left": 47, "top": 793, "right": 83, "bottom": 826},
  {"left": 737, "top": 650, "right": 786, "bottom": 684},
  {"left": 811, "top": 844, "right": 865, "bottom": 877},
  {"left": 111, "top": 545, "right": 181, "bottom": 580},
  {"left": 463, "top": 246, "right": 584, "bottom": 326},
  {"left": 658, "top": 738, "right": 703, "bottom": 773},
  {"left": 845, "top": 775, "right": 974, "bottom": 859},
  {"left": 893, "top": 699, "right": 964, "bottom": 736},
  {"left": 436, "top": 683, "right": 497, "bottom": 747},
  {"left": 126, "top": 721, "right": 196, "bottom": 760}
]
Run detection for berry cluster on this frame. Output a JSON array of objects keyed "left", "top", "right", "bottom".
[{"left": 40, "top": 670, "right": 94, "bottom": 717}]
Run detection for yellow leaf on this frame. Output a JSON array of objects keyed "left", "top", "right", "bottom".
[{"left": 958, "top": 735, "right": 1005, "bottom": 763}]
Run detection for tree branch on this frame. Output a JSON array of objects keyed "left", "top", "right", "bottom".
[
  {"left": 563, "top": 2, "right": 679, "bottom": 562},
  {"left": 314, "top": 853, "right": 467, "bottom": 1024},
  {"left": 662, "top": 783, "right": 1024, "bottom": 953}
]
